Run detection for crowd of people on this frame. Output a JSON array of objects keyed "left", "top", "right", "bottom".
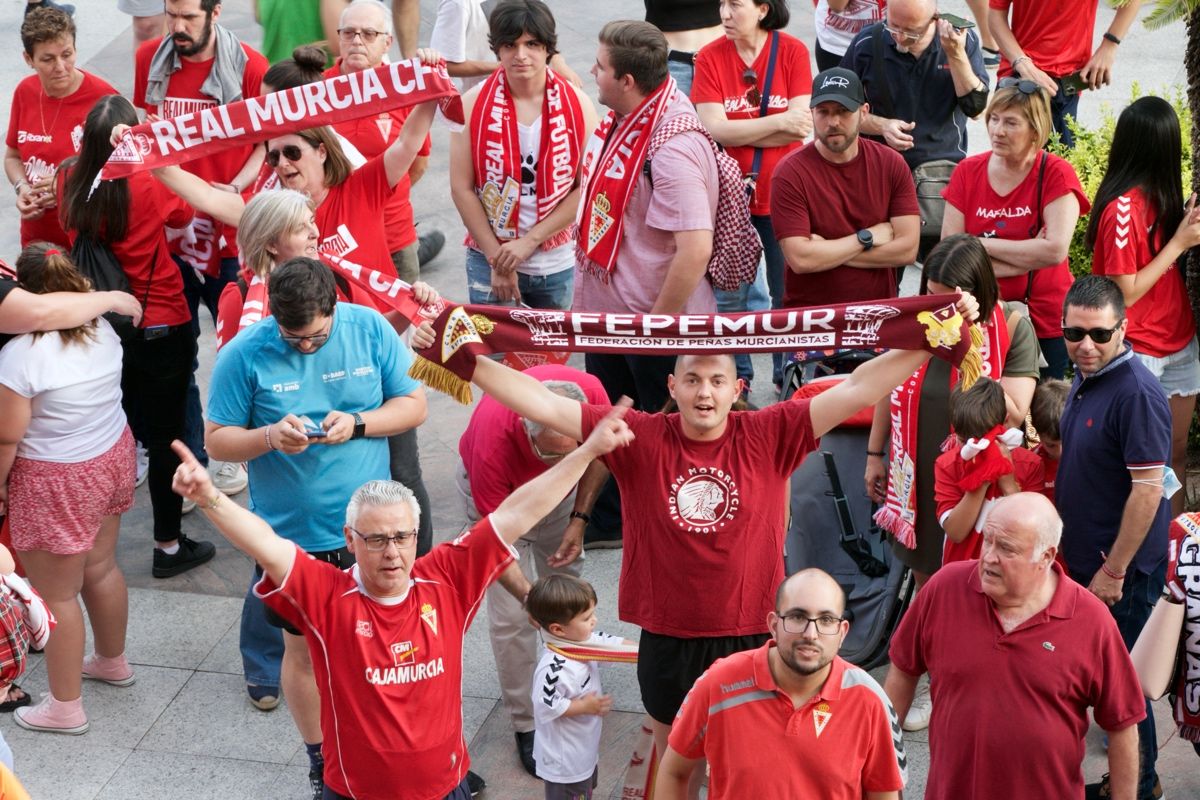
[{"left": 0, "top": 1, "right": 1196, "bottom": 799}]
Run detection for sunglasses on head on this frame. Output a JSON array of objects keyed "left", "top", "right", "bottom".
[
  {"left": 1061, "top": 324, "right": 1122, "bottom": 344},
  {"left": 742, "top": 68, "right": 761, "bottom": 107},
  {"left": 998, "top": 76, "right": 1040, "bottom": 96},
  {"left": 266, "top": 144, "right": 305, "bottom": 167}
]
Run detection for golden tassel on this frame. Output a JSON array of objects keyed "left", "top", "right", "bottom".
[
  {"left": 957, "top": 324, "right": 985, "bottom": 389},
  {"left": 408, "top": 356, "right": 474, "bottom": 404}
]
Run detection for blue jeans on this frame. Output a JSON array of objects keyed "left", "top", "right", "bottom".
[
  {"left": 713, "top": 258, "right": 771, "bottom": 385},
  {"left": 668, "top": 57, "right": 694, "bottom": 97},
  {"left": 1049, "top": 82, "right": 1081, "bottom": 149},
  {"left": 1039, "top": 335, "right": 1069, "bottom": 381},
  {"left": 177, "top": 255, "right": 239, "bottom": 467},
  {"left": 751, "top": 214, "right": 787, "bottom": 386},
  {"left": 240, "top": 570, "right": 283, "bottom": 689},
  {"left": 465, "top": 248, "right": 573, "bottom": 310}
]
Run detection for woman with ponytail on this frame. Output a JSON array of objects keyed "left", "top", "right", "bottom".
[{"left": 0, "top": 243, "right": 135, "bottom": 735}]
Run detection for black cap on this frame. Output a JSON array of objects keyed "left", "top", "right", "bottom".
[{"left": 809, "top": 67, "right": 866, "bottom": 111}]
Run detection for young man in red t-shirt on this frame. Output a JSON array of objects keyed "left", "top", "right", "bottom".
[
  {"left": 168, "top": 404, "right": 636, "bottom": 800},
  {"left": 771, "top": 67, "right": 919, "bottom": 309}
]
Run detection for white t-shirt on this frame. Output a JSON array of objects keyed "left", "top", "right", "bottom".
[
  {"left": 814, "top": 0, "right": 886, "bottom": 56},
  {"left": 430, "top": 0, "right": 496, "bottom": 91},
  {"left": 516, "top": 117, "right": 574, "bottom": 277},
  {"left": 532, "top": 631, "right": 624, "bottom": 784},
  {"left": 0, "top": 318, "right": 126, "bottom": 462}
]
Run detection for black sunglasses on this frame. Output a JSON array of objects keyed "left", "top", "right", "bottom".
[
  {"left": 266, "top": 144, "right": 305, "bottom": 167},
  {"left": 742, "top": 68, "right": 761, "bottom": 107},
  {"left": 998, "top": 76, "right": 1041, "bottom": 96},
  {"left": 1061, "top": 324, "right": 1122, "bottom": 344}
]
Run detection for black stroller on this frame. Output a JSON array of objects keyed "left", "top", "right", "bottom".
[{"left": 781, "top": 350, "right": 913, "bottom": 669}]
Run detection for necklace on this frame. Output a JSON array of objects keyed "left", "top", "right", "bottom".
[{"left": 38, "top": 86, "right": 66, "bottom": 140}]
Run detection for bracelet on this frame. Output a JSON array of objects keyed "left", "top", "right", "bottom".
[
  {"left": 12, "top": 180, "right": 27, "bottom": 196},
  {"left": 1103, "top": 32, "right": 1122, "bottom": 45},
  {"left": 569, "top": 510, "right": 591, "bottom": 524},
  {"left": 1011, "top": 56, "right": 1031, "bottom": 71},
  {"left": 264, "top": 425, "right": 276, "bottom": 451},
  {"left": 203, "top": 493, "right": 222, "bottom": 511},
  {"left": 1100, "top": 562, "right": 1126, "bottom": 581},
  {"left": 866, "top": 450, "right": 886, "bottom": 458}
]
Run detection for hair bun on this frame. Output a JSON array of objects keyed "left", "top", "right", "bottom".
[{"left": 292, "top": 44, "right": 328, "bottom": 71}]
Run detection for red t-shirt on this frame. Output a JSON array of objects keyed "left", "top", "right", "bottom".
[
  {"left": 670, "top": 645, "right": 905, "bottom": 798},
  {"left": 888, "top": 560, "right": 1146, "bottom": 800},
  {"left": 1032, "top": 443, "right": 1058, "bottom": 503},
  {"left": 934, "top": 444, "right": 1044, "bottom": 563},
  {"left": 1091, "top": 187, "right": 1196, "bottom": 357},
  {"left": 257, "top": 519, "right": 516, "bottom": 800},
  {"left": 324, "top": 61, "right": 431, "bottom": 254},
  {"left": 989, "top": 0, "right": 1099, "bottom": 78},
  {"left": 316, "top": 156, "right": 398, "bottom": 276},
  {"left": 459, "top": 365, "right": 608, "bottom": 516},
  {"left": 771, "top": 139, "right": 917, "bottom": 307},
  {"left": 942, "top": 152, "right": 1090, "bottom": 338},
  {"left": 133, "top": 37, "right": 268, "bottom": 261},
  {"left": 691, "top": 32, "right": 811, "bottom": 216},
  {"left": 6, "top": 72, "right": 117, "bottom": 247},
  {"left": 580, "top": 400, "right": 816, "bottom": 637},
  {"left": 63, "top": 171, "right": 194, "bottom": 328}
]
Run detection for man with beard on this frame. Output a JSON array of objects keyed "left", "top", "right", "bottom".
[
  {"left": 770, "top": 67, "right": 918, "bottom": 308},
  {"left": 655, "top": 569, "right": 906, "bottom": 799}
]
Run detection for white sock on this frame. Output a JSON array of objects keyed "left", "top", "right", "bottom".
[{"left": 159, "top": 543, "right": 180, "bottom": 555}]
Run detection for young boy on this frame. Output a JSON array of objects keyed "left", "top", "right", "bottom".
[
  {"left": 1029, "top": 379, "right": 1070, "bottom": 503},
  {"left": 934, "top": 378, "right": 1044, "bottom": 563},
  {"left": 526, "top": 575, "right": 635, "bottom": 799}
]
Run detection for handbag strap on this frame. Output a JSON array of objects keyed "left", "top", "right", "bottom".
[
  {"left": 748, "top": 31, "right": 780, "bottom": 181},
  {"left": 1023, "top": 151, "right": 1048, "bottom": 304},
  {"left": 870, "top": 23, "right": 895, "bottom": 121},
  {"left": 135, "top": 240, "right": 161, "bottom": 329}
]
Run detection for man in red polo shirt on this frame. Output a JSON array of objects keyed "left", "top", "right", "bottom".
[
  {"left": 656, "top": 568, "right": 905, "bottom": 799},
  {"left": 884, "top": 492, "right": 1145, "bottom": 799}
]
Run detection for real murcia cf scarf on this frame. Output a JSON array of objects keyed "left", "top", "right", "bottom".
[{"left": 468, "top": 68, "right": 584, "bottom": 252}]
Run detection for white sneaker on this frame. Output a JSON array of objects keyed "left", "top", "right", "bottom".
[
  {"left": 211, "top": 461, "right": 248, "bottom": 496},
  {"left": 181, "top": 498, "right": 196, "bottom": 515},
  {"left": 135, "top": 443, "right": 149, "bottom": 488},
  {"left": 903, "top": 677, "right": 932, "bottom": 732}
]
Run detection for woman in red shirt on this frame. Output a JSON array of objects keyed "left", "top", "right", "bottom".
[
  {"left": 942, "top": 79, "right": 1089, "bottom": 379},
  {"left": 1087, "top": 96, "right": 1200, "bottom": 517},
  {"left": 4, "top": 7, "right": 117, "bottom": 248},
  {"left": 59, "top": 94, "right": 216, "bottom": 579}
]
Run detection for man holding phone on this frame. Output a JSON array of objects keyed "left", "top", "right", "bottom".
[
  {"left": 988, "top": 0, "right": 1144, "bottom": 147},
  {"left": 204, "top": 257, "right": 428, "bottom": 799}
]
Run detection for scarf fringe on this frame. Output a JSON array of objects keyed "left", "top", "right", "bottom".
[
  {"left": 409, "top": 356, "right": 473, "bottom": 404},
  {"left": 957, "top": 325, "right": 985, "bottom": 389},
  {"left": 1179, "top": 722, "right": 1200, "bottom": 743},
  {"left": 874, "top": 505, "right": 916, "bottom": 550}
]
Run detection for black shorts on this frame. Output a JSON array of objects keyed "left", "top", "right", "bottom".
[
  {"left": 258, "top": 546, "right": 354, "bottom": 635},
  {"left": 637, "top": 630, "right": 769, "bottom": 725}
]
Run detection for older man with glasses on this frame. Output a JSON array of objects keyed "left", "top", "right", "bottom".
[{"left": 204, "top": 257, "right": 427, "bottom": 800}]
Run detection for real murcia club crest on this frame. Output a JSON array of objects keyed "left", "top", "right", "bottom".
[
  {"left": 480, "top": 177, "right": 520, "bottom": 239},
  {"left": 916, "top": 304, "right": 964, "bottom": 350},
  {"left": 813, "top": 702, "right": 832, "bottom": 737},
  {"left": 441, "top": 306, "right": 484, "bottom": 362},
  {"left": 420, "top": 602, "right": 439, "bottom": 636},
  {"left": 588, "top": 192, "right": 615, "bottom": 250}
]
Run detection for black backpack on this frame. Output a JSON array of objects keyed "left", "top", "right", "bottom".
[{"left": 70, "top": 235, "right": 151, "bottom": 343}]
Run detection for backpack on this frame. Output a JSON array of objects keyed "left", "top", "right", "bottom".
[
  {"left": 70, "top": 235, "right": 144, "bottom": 343},
  {"left": 642, "top": 116, "right": 762, "bottom": 292}
]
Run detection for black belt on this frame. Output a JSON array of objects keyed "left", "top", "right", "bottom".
[
  {"left": 139, "top": 323, "right": 189, "bottom": 340},
  {"left": 667, "top": 49, "right": 695, "bottom": 65}
]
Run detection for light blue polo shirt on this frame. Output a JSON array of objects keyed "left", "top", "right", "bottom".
[{"left": 208, "top": 302, "right": 419, "bottom": 551}]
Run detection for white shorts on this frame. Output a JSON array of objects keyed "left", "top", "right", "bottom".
[
  {"left": 1134, "top": 336, "right": 1200, "bottom": 398},
  {"left": 117, "top": 0, "right": 165, "bottom": 17}
]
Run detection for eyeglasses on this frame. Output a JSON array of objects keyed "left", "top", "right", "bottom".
[
  {"left": 998, "top": 77, "right": 1041, "bottom": 96},
  {"left": 279, "top": 320, "right": 331, "bottom": 350},
  {"left": 266, "top": 144, "right": 305, "bottom": 167},
  {"left": 351, "top": 527, "right": 418, "bottom": 551},
  {"left": 337, "top": 27, "right": 385, "bottom": 43},
  {"left": 527, "top": 431, "right": 571, "bottom": 462},
  {"left": 742, "top": 68, "right": 761, "bottom": 107},
  {"left": 779, "top": 613, "right": 844, "bottom": 635},
  {"left": 883, "top": 16, "right": 933, "bottom": 42},
  {"left": 1061, "top": 324, "right": 1122, "bottom": 344}
]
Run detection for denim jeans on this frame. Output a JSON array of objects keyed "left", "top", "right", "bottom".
[
  {"left": 465, "top": 248, "right": 573, "bottom": 310},
  {"left": 752, "top": 214, "right": 787, "bottom": 386},
  {"left": 240, "top": 570, "right": 283, "bottom": 689},
  {"left": 1039, "top": 335, "right": 1069, "bottom": 381},
  {"left": 713, "top": 258, "right": 771, "bottom": 385},
  {"left": 1049, "top": 82, "right": 1081, "bottom": 149},
  {"left": 667, "top": 57, "right": 694, "bottom": 97},
  {"left": 178, "top": 255, "right": 239, "bottom": 467}
]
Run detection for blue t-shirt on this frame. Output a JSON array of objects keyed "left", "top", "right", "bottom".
[
  {"left": 1056, "top": 347, "right": 1171, "bottom": 579},
  {"left": 208, "top": 302, "right": 419, "bottom": 551}
]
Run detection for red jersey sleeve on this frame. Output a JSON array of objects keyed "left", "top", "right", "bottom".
[
  {"left": 214, "top": 281, "right": 244, "bottom": 351},
  {"left": 256, "top": 545, "right": 345, "bottom": 631},
  {"left": 241, "top": 45, "right": 268, "bottom": 98},
  {"left": 351, "top": 155, "right": 395, "bottom": 208},
  {"left": 416, "top": 517, "right": 516, "bottom": 612},
  {"left": 153, "top": 179, "right": 194, "bottom": 228},
  {"left": 132, "top": 38, "right": 160, "bottom": 112},
  {"left": 1042, "top": 156, "right": 1091, "bottom": 215},
  {"left": 1013, "top": 447, "right": 1046, "bottom": 493},
  {"left": 689, "top": 44, "right": 727, "bottom": 106},
  {"left": 1091, "top": 191, "right": 1148, "bottom": 278},
  {"left": 861, "top": 688, "right": 907, "bottom": 792},
  {"left": 988, "top": 0, "right": 1011, "bottom": 9},
  {"left": 933, "top": 449, "right": 965, "bottom": 523},
  {"left": 940, "top": 155, "right": 977, "bottom": 214},
  {"left": 754, "top": 398, "right": 817, "bottom": 474},
  {"left": 580, "top": 404, "right": 649, "bottom": 473},
  {"left": 769, "top": 151, "right": 812, "bottom": 239},
  {"left": 1088, "top": 607, "right": 1149, "bottom": 732},
  {"left": 667, "top": 671, "right": 712, "bottom": 759}
]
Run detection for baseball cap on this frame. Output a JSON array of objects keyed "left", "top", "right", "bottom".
[{"left": 809, "top": 68, "right": 866, "bottom": 111}]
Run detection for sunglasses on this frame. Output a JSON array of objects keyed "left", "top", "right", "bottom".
[
  {"left": 998, "top": 77, "right": 1041, "bottom": 96},
  {"left": 1061, "top": 324, "right": 1122, "bottom": 344},
  {"left": 742, "top": 68, "right": 761, "bottom": 107},
  {"left": 266, "top": 144, "right": 305, "bottom": 167}
]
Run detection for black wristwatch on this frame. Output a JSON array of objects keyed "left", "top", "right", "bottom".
[
  {"left": 857, "top": 229, "right": 874, "bottom": 251},
  {"left": 569, "top": 511, "right": 591, "bottom": 524},
  {"left": 350, "top": 412, "right": 366, "bottom": 440}
]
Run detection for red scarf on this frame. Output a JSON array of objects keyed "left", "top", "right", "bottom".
[
  {"left": 876, "top": 303, "right": 1010, "bottom": 549},
  {"left": 574, "top": 76, "right": 677, "bottom": 279},
  {"left": 1168, "top": 514, "right": 1200, "bottom": 742},
  {"left": 468, "top": 68, "right": 584, "bottom": 253}
]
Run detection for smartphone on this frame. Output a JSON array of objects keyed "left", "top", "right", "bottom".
[
  {"left": 298, "top": 415, "right": 327, "bottom": 439},
  {"left": 1060, "top": 71, "right": 1088, "bottom": 96},
  {"left": 937, "top": 12, "right": 976, "bottom": 30}
]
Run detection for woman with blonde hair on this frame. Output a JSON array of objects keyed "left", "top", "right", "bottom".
[{"left": 0, "top": 243, "right": 135, "bottom": 734}]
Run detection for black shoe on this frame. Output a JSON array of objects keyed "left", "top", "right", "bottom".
[
  {"left": 417, "top": 229, "right": 446, "bottom": 267},
  {"left": 1085, "top": 774, "right": 1164, "bottom": 800},
  {"left": 583, "top": 534, "right": 623, "bottom": 551},
  {"left": 515, "top": 730, "right": 536, "bottom": 777},
  {"left": 308, "top": 765, "right": 324, "bottom": 800},
  {"left": 152, "top": 535, "right": 216, "bottom": 578},
  {"left": 466, "top": 770, "right": 485, "bottom": 796},
  {"left": 25, "top": 0, "right": 75, "bottom": 17}
]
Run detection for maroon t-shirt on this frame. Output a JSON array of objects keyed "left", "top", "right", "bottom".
[{"left": 770, "top": 138, "right": 917, "bottom": 307}]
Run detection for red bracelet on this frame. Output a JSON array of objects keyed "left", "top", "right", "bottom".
[{"left": 1100, "top": 562, "right": 1126, "bottom": 581}]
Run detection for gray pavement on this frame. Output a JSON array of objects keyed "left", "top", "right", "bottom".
[{"left": 0, "top": 0, "right": 1195, "bottom": 797}]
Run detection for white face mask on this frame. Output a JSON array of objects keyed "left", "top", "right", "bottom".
[{"left": 1163, "top": 467, "right": 1183, "bottom": 500}]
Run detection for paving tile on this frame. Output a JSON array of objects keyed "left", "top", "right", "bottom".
[
  {"left": 5, "top": 736, "right": 131, "bottom": 800},
  {"left": 95, "top": 751, "right": 284, "bottom": 800}
]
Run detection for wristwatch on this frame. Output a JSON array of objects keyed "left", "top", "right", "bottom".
[
  {"left": 569, "top": 511, "right": 591, "bottom": 524},
  {"left": 857, "top": 229, "right": 874, "bottom": 251},
  {"left": 350, "top": 412, "right": 366, "bottom": 440}
]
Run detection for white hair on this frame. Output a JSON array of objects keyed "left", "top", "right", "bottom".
[
  {"left": 1030, "top": 509, "right": 1063, "bottom": 562},
  {"left": 345, "top": 479, "right": 420, "bottom": 529},
  {"left": 340, "top": 0, "right": 393, "bottom": 32},
  {"left": 522, "top": 381, "right": 587, "bottom": 437}
]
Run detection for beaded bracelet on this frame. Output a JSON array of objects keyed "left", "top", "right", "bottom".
[{"left": 265, "top": 425, "right": 276, "bottom": 451}]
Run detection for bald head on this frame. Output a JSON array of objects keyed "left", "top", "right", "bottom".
[
  {"left": 988, "top": 493, "right": 1062, "bottom": 557},
  {"left": 890, "top": 0, "right": 937, "bottom": 19},
  {"left": 775, "top": 569, "right": 847, "bottom": 617}
]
